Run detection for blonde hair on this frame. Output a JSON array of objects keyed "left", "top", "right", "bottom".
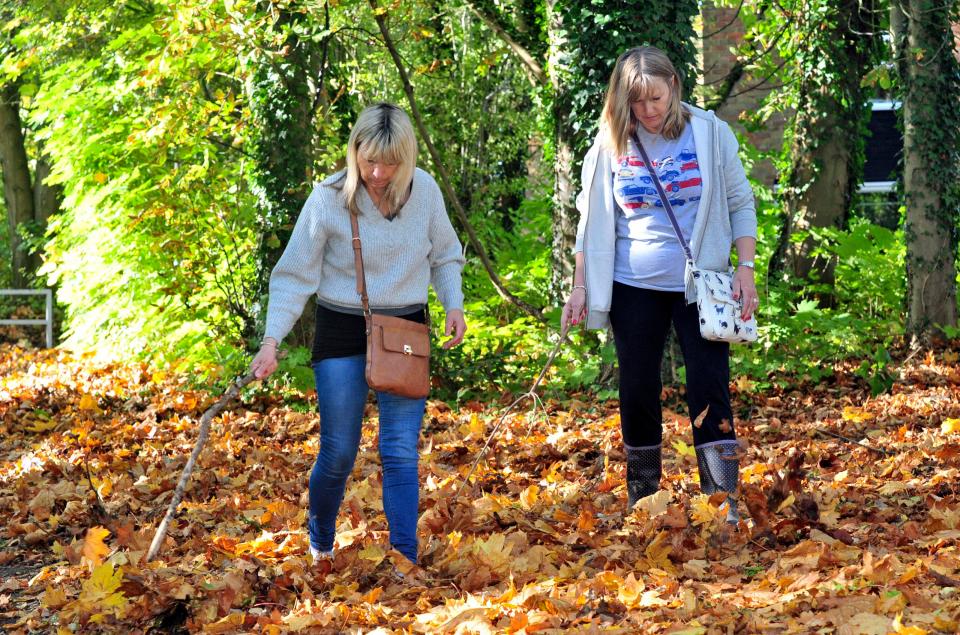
[
  {"left": 601, "top": 46, "right": 690, "bottom": 157},
  {"left": 331, "top": 102, "right": 418, "bottom": 216}
]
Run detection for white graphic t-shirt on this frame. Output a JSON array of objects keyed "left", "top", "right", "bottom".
[{"left": 612, "top": 124, "right": 702, "bottom": 291}]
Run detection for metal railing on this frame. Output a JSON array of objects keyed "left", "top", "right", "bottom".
[{"left": 0, "top": 289, "right": 54, "bottom": 348}]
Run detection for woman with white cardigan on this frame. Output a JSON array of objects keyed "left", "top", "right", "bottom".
[{"left": 561, "top": 46, "right": 758, "bottom": 521}]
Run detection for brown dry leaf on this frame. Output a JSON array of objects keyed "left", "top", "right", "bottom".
[{"left": 3, "top": 343, "right": 960, "bottom": 632}]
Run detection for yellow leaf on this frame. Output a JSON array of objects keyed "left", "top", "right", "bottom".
[
  {"left": 842, "top": 406, "right": 875, "bottom": 423},
  {"left": 92, "top": 172, "right": 108, "bottom": 184},
  {"left": 673, "top": 439, "right": 695, "bottom": 457},
  {"left": 735, "top": 375, "right": 755, "bottom": 392},
  {"left": 519, "top": 484, "right": 539, "bottom": 509},
  {"left": 75, "top": 563, "right": 127, "bottom": 617},
  {"left": 469, "top": 413, "right": 484, "bottom": 437},
  {"left": 25, "top": 418, "right": 59, "bottom": 433},
  {"left": 892, "top": 612, "right": 928, "bottom": 634},
  {"left": 81, "top": 526, "right": 111, "bottom": 568},
  {"left": 644, "top": 530, "right": 672, "bottom": 570},
  {"left": 78, "top": 394, "right": 98, "bottom": 411},
  {"left": 776, "top": 493, "right": 796, "bottom": 514},
  {"left": 617, "top": 572, "right": 644, "bottom": 608},
  {"left": 42, "top": 585, "right": 69, "bottom": 609},
  {"left": 941, "top": 418, "right": 960, "bottom": 434},
  {"left": 358, "top": 544, "right": 385, "bottom": 565},
  {"left": 473, "top": 532, "right": 512, "bottom": 570},
  {"left": 691, "top": 495, "right": 725, "bottom": 526}
]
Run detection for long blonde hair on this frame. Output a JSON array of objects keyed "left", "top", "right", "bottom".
[
  {"left": 601, "top": 46, "right": 690, "bottom": 157},
  {"left": 331, "top": 102, "right": 418, "bottom": 216}
]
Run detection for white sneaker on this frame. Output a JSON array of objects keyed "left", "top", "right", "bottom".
[{"left": 309, "top": 545, "right": 334, "bottom": 562}]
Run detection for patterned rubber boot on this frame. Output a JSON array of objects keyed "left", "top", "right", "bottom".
[
  {"left": 696, "top": 443, "right": 740, "bottom": 523},
  {"left": 626, "top": 446, "right": 662, "bottom": 509}
]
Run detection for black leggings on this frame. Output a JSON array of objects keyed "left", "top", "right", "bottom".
[{"left": 609, "top": 282, "right": 736, "bottom": 449}]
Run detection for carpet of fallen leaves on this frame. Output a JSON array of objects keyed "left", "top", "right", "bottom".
[{"left": 2, "top": 343, "right": 960, "bottom": 634}]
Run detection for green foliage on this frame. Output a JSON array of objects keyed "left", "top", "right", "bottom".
[
  {"left": 23, "top": 0, "right": 261, "bottom": 366},
  {"left": 3, "top": 0, "right": 939, "bottom": 406},
  {"left": 734, "top": 218, "right": 906, "bottom": 389}
]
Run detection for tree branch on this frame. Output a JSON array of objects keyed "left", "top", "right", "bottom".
[
  {"left": 462, "top": 0, "right": 546, "bottom": 86},
  {"left": 146, "top": 373, "right": 257, "bottom": 562},
  {"left": 369, "top": 0, "right": 546, "bottom": 324}
]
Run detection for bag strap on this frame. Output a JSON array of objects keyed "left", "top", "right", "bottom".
[
  {"left": 349, "top": 211, "right": 431, "bottom": 330},
  {"left": 349, "top": 212, "right": 372, "bottom": 325},
  {"left": 632, "top": 131, "right": 695, "bottom": 263}
]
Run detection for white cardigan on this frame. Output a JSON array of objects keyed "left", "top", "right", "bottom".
[{"left": 574, "top": 103, "right": 757, "bottom": 329}]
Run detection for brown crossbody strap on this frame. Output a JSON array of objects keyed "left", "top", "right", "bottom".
[{"left": 349, "top": 212, "right": 372, "bottom": 322}]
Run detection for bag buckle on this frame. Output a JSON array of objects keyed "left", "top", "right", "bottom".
[{"left": 403, "top": 344, "right": 413, "bottom": 355}]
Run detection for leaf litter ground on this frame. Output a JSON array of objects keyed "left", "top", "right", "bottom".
[{"left": 2, "top": 343, "right": 960, "bottom": 633}]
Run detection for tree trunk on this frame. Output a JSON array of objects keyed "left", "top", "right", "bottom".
[
  {"left": 778, "top": 0, "right": 876, "bottom": 284},
  {"left": 248, "top": 3, "right": 325, "bottom": 348},
  {"left": 894, "top": 0, "right": 960, "bottom": 339},
  {"left": 779, "top": 88, "right": 857, "bottom": 283},
  {"left": 0, "top": 81, "right": 34, "bottom": 288},
  {"left": 30, "top": 155, "right": 61, "bottom": 276},
  {"left": 546, "top": 0, "right": 576, "bottom": 300}
]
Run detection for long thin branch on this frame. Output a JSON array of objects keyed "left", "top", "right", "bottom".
[
  {"left": 369, "top": 0, "right": 546, "bottom": 324},
  {"left": 462, "top": 0, "right": 546, "bottom": 85},
  {"left": 146, "top": 372, "right": 257, "bottom": 562}
]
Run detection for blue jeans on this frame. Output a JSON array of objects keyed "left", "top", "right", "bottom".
[{"left": 308, "top": 355, "right": 425, "bottom": 563}]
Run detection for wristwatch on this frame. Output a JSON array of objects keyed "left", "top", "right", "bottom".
[{"left": 737, "top": 260, "right": 755, "bottom": 269}]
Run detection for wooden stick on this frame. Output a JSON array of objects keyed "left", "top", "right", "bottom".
[
  {"left": 145, "top": 372, "right": 257, "bottom": 562},
  {"left": 455, "top": 324, "right": 570, "bottom": 499}
]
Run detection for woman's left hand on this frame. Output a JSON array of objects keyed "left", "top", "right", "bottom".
[
  {"left": 732, "top": 266, "right": 759, "bottom": 321},
  {"left": 442, "top": 309, "right": 467, "bottom": 349}
]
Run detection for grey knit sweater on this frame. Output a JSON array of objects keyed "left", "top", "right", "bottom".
[{"left": 264, "top": 168, "right": 465, "bottom": 343}]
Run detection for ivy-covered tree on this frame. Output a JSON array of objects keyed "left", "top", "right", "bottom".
[
  {"left": 776, "top": 0, "right": 881, "bottom": 284},
  {"left": 247, "top": 1, "right": 329, "bottom": 346},
  {"left": 892, "top": 0, "right": 960, "bottom": 338}
]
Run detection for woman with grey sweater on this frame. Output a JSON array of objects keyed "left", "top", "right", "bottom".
[
  {"left": 560, "top": 47, "right": 758, "bottom": 522},
  {"left": 249, "top": 103, "right": 466, "bottom": 565}
]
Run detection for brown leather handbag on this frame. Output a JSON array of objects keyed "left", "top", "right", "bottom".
[{"left": 350, "top": 213, "right": 431, "bottom": 399}]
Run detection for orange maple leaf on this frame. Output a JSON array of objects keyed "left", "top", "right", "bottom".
[{"left": 81, "top": 526, "right": 111, "bottom": 569}]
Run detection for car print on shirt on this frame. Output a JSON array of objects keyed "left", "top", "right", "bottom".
[{"left": 618, "top": 184, "right": 660, "bottom": 199}]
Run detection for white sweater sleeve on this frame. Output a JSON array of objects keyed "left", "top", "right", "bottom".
[
  {"left": 427, "top": 191, "right": 465, "bottom": 312},
  {"left": 263, "top": 186, "right": 329, "bottom": 342}
]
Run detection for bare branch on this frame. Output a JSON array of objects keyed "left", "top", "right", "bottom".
[
  {"left": 146, "top": 373, "right": 257, "bottom": 562},
  {"left": 368, "top": 0, "right": 547, "bottom": 324},
  {"left": 461, "top": 0, "right": 546, "bottom": 85}
]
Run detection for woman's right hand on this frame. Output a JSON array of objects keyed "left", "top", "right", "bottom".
[
  {"left": 561, "top": 287, "right": 587, "bottom": 332},
  {"left": 250, "top": 340, "right": 279, "bottom": 379}
]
